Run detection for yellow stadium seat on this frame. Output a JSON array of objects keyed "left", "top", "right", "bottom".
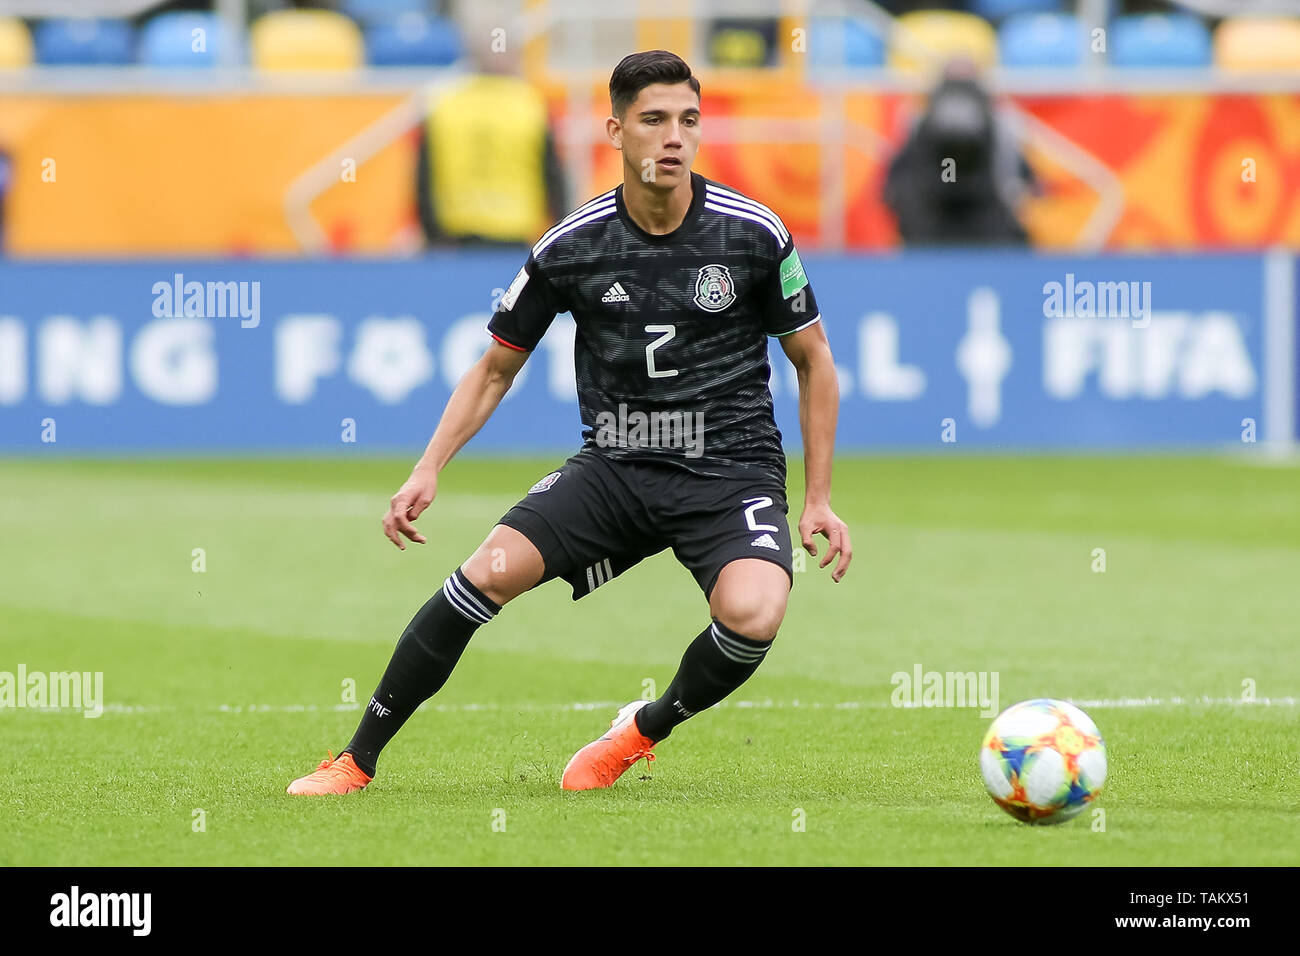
[
  {"left": 1214, "top": 17, "right": 1300, "bottom": 73},
  {"left": 890, "top": 11, "right": 998, "bottom": 76},
  {"left": 0, "top": 17, "right": 33, "bottom": 69},
  {"left": 250, "top": 10, "right": 363, "bottom": 72}
]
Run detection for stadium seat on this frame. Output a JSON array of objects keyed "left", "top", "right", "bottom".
[
  {"left": 366, "top": 14, "right": 461, "bottom": 67},
  {"left": 138, "top": 13, "right": 236, "bottom": 67},
  {"left": 972, "top": 0, "right": 1064, "bottom": 20},
  {"left": 0, "top": 17, "right": 33, "bottom": 69},
  {"left": 250, "top": 10, "right": 364, "bottom": 72},
  {"left": 890, "top": 11, "right": 999, "bottom": 74},
  {"left": 1109, "top": 14, "right": 1212, "bottom": 68},
  {"left": 808, "top": 17, "right": 886, "bottom": 69},
  {"left": 34, "top": 18, "right": 134, "bottom": 66},
  {"left": 343, "top": 0, "right": 430, "bottom": 24},
  {"left": 1214, "top": 17, "right": 1300, "bottom": 73},
  {"left": 1000, "top": 13, "right": 1082, "bottom": 68}
]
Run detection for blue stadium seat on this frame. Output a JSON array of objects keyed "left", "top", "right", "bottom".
[
  {"left": 1000, "top": 13, "right": 1082, "bottom": 68},
  {"left": 972, "top": 0, "right": 1064, "bottom": 20},
  {"left": 34, "top": 18, "right": 134, "bottom": 65},
  {"left": 343, "top": 0, "right": 430, "bottom": 23},
  {"left": 1109, "top": 14, "right": 1212, "bottom": 68},
  {"left": 365, "top": 14, "right": 461, "bottom": 67},
  {"left": 808, "top": 17, "right": 886, "bottom": 69},
  {"left": 138, "top": 13, "right": 235, "bottom": 67}
]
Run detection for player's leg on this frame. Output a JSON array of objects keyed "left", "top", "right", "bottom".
[
  {"left": 286, "top": 525, "right": 542, "bottom": 795},
  {"left": 634, "top": 557, "right": 789, "bottom": 742},
  {"left": 560, "top": 472, "right": 794, "bottom": 790},
  {"left": 338, "top": 525, "right": 544, "bottom": 772},
  {"left": 290, "top": 451, "right": 652, "bottom": 794}
]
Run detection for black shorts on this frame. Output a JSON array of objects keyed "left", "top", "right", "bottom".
[{"left": 497, "top": 448, "right": 794, "bottom": 601}]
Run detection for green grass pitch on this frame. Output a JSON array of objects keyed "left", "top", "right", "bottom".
[{"left": 2, "top": 454, "right": 1297, "bottom": 866}]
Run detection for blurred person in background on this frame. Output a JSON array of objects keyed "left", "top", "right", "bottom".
[
  {"left": 0, "top": 148, "right": 10, "bottom": 254},
  {"left": 415, "top": 10, "right": 567, "bottom": 247},
  {"left": 884, "top": 61, "right": 1037, "bottom": 247}
]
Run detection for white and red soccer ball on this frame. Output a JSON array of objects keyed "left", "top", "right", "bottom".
[{"left": 980, "top": 698, "right": 1108, "bottom": 825}]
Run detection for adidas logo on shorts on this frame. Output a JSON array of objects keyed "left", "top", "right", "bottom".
[
  {"left": 749, "top": 533, "right": 780, "bottom": 550},
  {"left": 601, "top": 282, "right": 630, "bottom": 304}
]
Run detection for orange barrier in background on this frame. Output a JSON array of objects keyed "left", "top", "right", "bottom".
[
  {"left": 1, "top": 89, "right": 1298, "bottom": 255},
  {"left": 1018, "top": 92, "right": 1300, "bottom": 249},
  {"left": 0, "top": 94, "right": 415, "bottom": 256}
]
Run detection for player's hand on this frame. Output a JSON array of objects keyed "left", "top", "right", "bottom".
[
  {"left": 799, "top": 503, "right": 853, "bottom": 583},
  {"left": 383, "top": 465, "right": 438, "bottom": 550}
]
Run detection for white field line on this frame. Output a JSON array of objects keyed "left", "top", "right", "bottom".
[{"left": 35, "top": 695, "right": 1295, "bottom": 717}]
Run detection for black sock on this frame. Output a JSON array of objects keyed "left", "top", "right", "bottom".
[
  {"left": 634, "top": 620, "right": 772, "bottom": 742},
  {"left": 344, "top": 567, "right": 501, "bottom": 776}
]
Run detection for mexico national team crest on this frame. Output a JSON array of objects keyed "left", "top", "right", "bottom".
[
  {"left": 528, "top": 471, "right": 561, "bottom": 494},
  {"left": 693, "top": 264, "right": 736, "bottom": 313}
]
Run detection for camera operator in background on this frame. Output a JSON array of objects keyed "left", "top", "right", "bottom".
[{"left": 884, "top": 60, "right": 1038, "bottom": 247}]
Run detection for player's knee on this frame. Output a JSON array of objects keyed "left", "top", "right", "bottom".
[
  {"left": 711, "top": 590, "right": 787, "bottom": 643},
  {"left": 710, "top": 560, "right": 790, "bottom": 641},
  {"left": 461, "top": 525, "right": 545, "bottom": 607},
  {"left": 459, "top": 561, "right": 514, "bottom": 608}
]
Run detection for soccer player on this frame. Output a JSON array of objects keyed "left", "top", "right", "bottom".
[{"left": 287, "top": 50, "right": 852, "bottom": 796}]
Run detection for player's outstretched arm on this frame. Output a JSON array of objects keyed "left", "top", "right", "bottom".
[
  {"left": 383, "top": 342, "right": 530, "bottom": 549},
  {"left": 779, "top": 322, "right": 853, "bottom": 582}
]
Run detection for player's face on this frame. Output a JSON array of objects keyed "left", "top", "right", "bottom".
[{"left": 610, "top": 82, "right": 701, "bottom": 190}]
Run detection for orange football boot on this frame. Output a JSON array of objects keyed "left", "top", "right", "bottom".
[
  {"left": 561, "top": 700, "right": 657, "bottom": 791},
  {"left": 286, "top": 751, "right": 372, "bottom": 796}
]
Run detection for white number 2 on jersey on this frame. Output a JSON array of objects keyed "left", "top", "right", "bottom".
[
  {"left": 743, "top": 496, "right": 779, "bottom": 533},
  {"left": 644, "top": 324, "right": 678, "bottom": 379}
]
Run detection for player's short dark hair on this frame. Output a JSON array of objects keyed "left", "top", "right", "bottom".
[{"left": 609, "top": 51, "right": 700, "bottom": 117}]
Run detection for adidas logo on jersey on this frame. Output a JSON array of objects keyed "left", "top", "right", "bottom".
[
  {"left": 601, "top": 282, "right": 630, "bottom": 304},
  {"left": 750, "top": 533, "right": 780, "bottom": 551}
]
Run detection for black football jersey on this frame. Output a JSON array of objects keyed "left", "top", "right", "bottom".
[{"left": 486, "top": 171, "right": 820, "bottom": 482}]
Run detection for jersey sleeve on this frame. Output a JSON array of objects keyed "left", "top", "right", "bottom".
[
  {"left": 486, "top": 253, "right": 566, "bottom": 352},
  {"left": 758, "top": 235, "right": 821, "bottom": 337}
]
